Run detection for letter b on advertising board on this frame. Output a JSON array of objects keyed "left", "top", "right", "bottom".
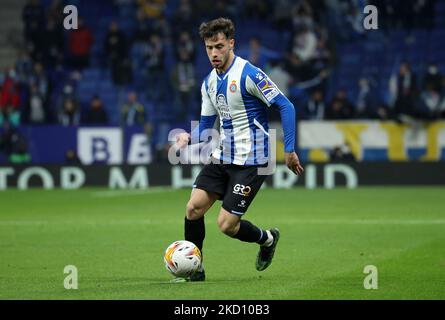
[{"left": 78, "top": 129, "right": 123, "bottom": 164}]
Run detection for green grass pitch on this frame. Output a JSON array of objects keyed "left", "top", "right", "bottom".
[{"left": 0, "top": 187, "right": 444, "bottom": 299}]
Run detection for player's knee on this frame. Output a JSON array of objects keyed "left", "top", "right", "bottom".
[
  {"left": 186, "top": 201, "right": 205, "bottom": 220},
  {"left": 217, "top": 218, "right": 237, "bottom": 236}
]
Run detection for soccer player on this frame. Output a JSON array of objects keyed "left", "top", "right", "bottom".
[{"left": 175, "top": 17, "right": 304, "bottom": 281}]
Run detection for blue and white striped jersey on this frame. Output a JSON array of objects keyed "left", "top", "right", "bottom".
[{"left": 198, "top": 55, "right": 295, "bottom": 166}]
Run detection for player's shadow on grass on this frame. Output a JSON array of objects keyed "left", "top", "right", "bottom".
[{"left": 148, "top": 276, "right": 268, "bottom": 285}]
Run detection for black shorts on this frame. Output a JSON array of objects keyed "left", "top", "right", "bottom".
[{"left": 193, "top": 162, "right": 267, "bottom": 216}]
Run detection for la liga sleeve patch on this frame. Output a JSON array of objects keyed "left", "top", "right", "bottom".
[{"left": 256, "top": 76, "right": 280, "bottom": 103}]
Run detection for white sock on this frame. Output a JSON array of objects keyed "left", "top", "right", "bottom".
[{"left": 261, "top": 230, "right": 274, "bottom": 247}]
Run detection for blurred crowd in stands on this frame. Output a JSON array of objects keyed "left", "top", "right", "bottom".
[{"left": 0, "top": 0, "right": 444, "bottom": 163}]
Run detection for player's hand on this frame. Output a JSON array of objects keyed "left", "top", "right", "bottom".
[
  {"left": 285, "top": 152, "right": 304, "bottom": 176},
  {"left": 176, "top": 132, "right": 191, "bottom": 149}
]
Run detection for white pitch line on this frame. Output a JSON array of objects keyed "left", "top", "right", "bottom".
[
  {"left": 276, "top": 219, "right": 445, "bottom": 225},
  {"left": 90, "top": 187, "right": 177, "bottom": 198},
  {"left": 0, "top": 219, "right": 444, "bottom": 226},
  {"left": 0, "top": 219, "right": 179, "bottom": 226}
]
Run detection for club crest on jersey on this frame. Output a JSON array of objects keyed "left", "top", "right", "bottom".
[
  {"left": 229, "top": 80, "right": 237, "bottom": 93},
  {"left": 257, "top": 77, "right": 280, "bottom": 102},
  {"left": 216, "top": 94, "right": 232, "bottom": 119}
]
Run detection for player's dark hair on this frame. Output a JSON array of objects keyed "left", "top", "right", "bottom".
[{"left": 199, "top": 17, "right": 235, "bottom": 41}]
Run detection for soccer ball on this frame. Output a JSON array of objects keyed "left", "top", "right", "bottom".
[{"left": 164, "top": 240, "right": 202, "bottom": 277}]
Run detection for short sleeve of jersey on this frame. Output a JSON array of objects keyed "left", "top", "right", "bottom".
[
  {"left": 201, "top": 80, "right": 217, "bottom": 116},
  {"left": 244, "top": 64, "right": 284, "bottom": 107}
]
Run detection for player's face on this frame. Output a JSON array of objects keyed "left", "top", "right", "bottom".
[{"left": 204, "top": 33, "right": 234, "bottom": 71}]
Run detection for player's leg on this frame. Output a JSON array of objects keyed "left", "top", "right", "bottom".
[
  {"left": 217, "top": 208, "right": 279, "bottom": 272},
  {"left": 185, "top": 187, "right": 219, "bottom": 254},
  {"left": 185, "top": 162, "right": 227, "bottom": 253},
  {"left": 180, "top": 163, "right": 227, "bottom": 282},
  {"left": 217, "top": 207, "right": 272, "bottom": 245},
  {"left": 220, "top": 165, "right": 280, "bottom": 271},
  {"left": 171, "top": 188, "right": 219, "bottom": 283}
]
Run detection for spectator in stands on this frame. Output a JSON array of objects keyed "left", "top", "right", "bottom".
[
  {"left": 46, "top": 0, "right": 64, "bottom": 26},
  {"left": 15, "top": 50, "right": 33, "bottom": 83},
  {"left": 286, "top": 25, "right": 319, "bottom": 82},
  {"left": 121, "top": 91, "right": 146, "bottom": 126},
  {"left": 26, "top": 83, "right": 46, "bottom": 124},
  {"left": 134, "top": 7, "right": 151, "bottom": 43},
  {"left": 0, "top": 69, "right": 21, "bottom": 126},
  {"left": 58, "top": 98, "right": 80, "bottom": 126},
  {"left": 174, "top": 31, "right": 196, "bottom": 62},
  {"left": 0, "top": 121, "right": 31, "bottom": 164},
  {"left": 22, "top": 0, "right": 45, "bottom": 39},
  {"left": 393, "top": 62, "right": 418, "bottom": 121},
  {"left": 265, "top": 60, "right": 293, "bottom": 122},
  {"left": 325, "top": 90, "right": 354, "bottom": 120},
  {"left": 238, "top": 37, "right": 281, "bottom": 70},
  {"left": 243, "top": 0, "right": 269, "bottom": 20},
  {"left": 266, "top": 60, "right": 292, "bottom": 97},
  {"left": 143, "top": 33, "right": 166, "bottom": 104},
  {"left": 356, "top": 78, "right": 372, "bottom": 118},
  {"left": 22, "top": 0, "right": 45, "bottom": 62},
  {"left": 303, "top": 89, "right": 325, "bottom": 120},
  {"left": 356, "top": 78, "right": 389, "bottom": 120},
  {"left": 43, "top": 18, "right": 64, "bottom": 67},
  {"left": 315, "top": 26, "right": 335, "bottom": 72},
  {"left": 171, "top": 0, "right": 195, "bottom": 33},
  {"left": 68, "top": 18, "right": 94, "bottom": 70},
  {"left": 28, "top": 62, "right": 48, "bottom": 101},
  {"left": 105, "top": 21, "right": 131, "bottom": 85},
  {"left": 56, "top": 84, "right": 79, "bottom": 117},
  {"left": 291, "top": 26, "right": 318, "bottom": 63},
  {"left": 0, "top": 121, "right": 14, "bottom": 156},
  {"left": 330, "top": 143, "right": 355, "bottom": 162},
  {"left": 207, "top": 0, "right": 237, "bottom": 21},
  {"left": 411, "top": 64, "right": 444, "bottom": 120},
  {"left": 3, "top": 106, "right": 21, "bottom": 128},
  {"left": 151, "top": 14, "right": 172, "bottom": 41},
  {"left": 416, "top": 83, "right": 442, "bottom": 120},
  {"left": 438, "top": 76, "right": 445, "bottom": 119},
  {"left": 137, "top": 0, "right": 166, "bottom": 20},
  {"left": 85, "top": 95, "right": 108, "bottom": 125},
  {"left": 291, "top": 0, "right": 315, "bottom": 31},
  {"left": 271, "top": 0, "right": 294, "bottom": 30},
  {"left": 422, "top": 63, "right": 442, "bottom": 93},
  {"left": 12, "top": 0, "right": 443, "bottom": 133},
  {"left": 135, "top": 9, "right": 170, "bottom": 43},
  {"left": 345, "top": 1, "right": 367, "bottom": 37},
  {"left": 171, "top": 50, "right": 197, "bottom": 121}
]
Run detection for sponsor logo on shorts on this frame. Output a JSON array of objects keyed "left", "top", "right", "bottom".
[
  {"left": 233, "top": 184, "right": 251, "bottom": 197},
  {"left": 238, "top": 200, "right": 247, "bottom": 208}
]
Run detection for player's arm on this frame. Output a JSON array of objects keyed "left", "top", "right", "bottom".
[
  {"left": 272, "top": 95, "right": 304, "bottom": 176},
  {"left": 176, "top": 81, "right": 217, "bottom": 148},
  {"left": 245, "top": 68, "right": 304, "bottom": 175}
]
